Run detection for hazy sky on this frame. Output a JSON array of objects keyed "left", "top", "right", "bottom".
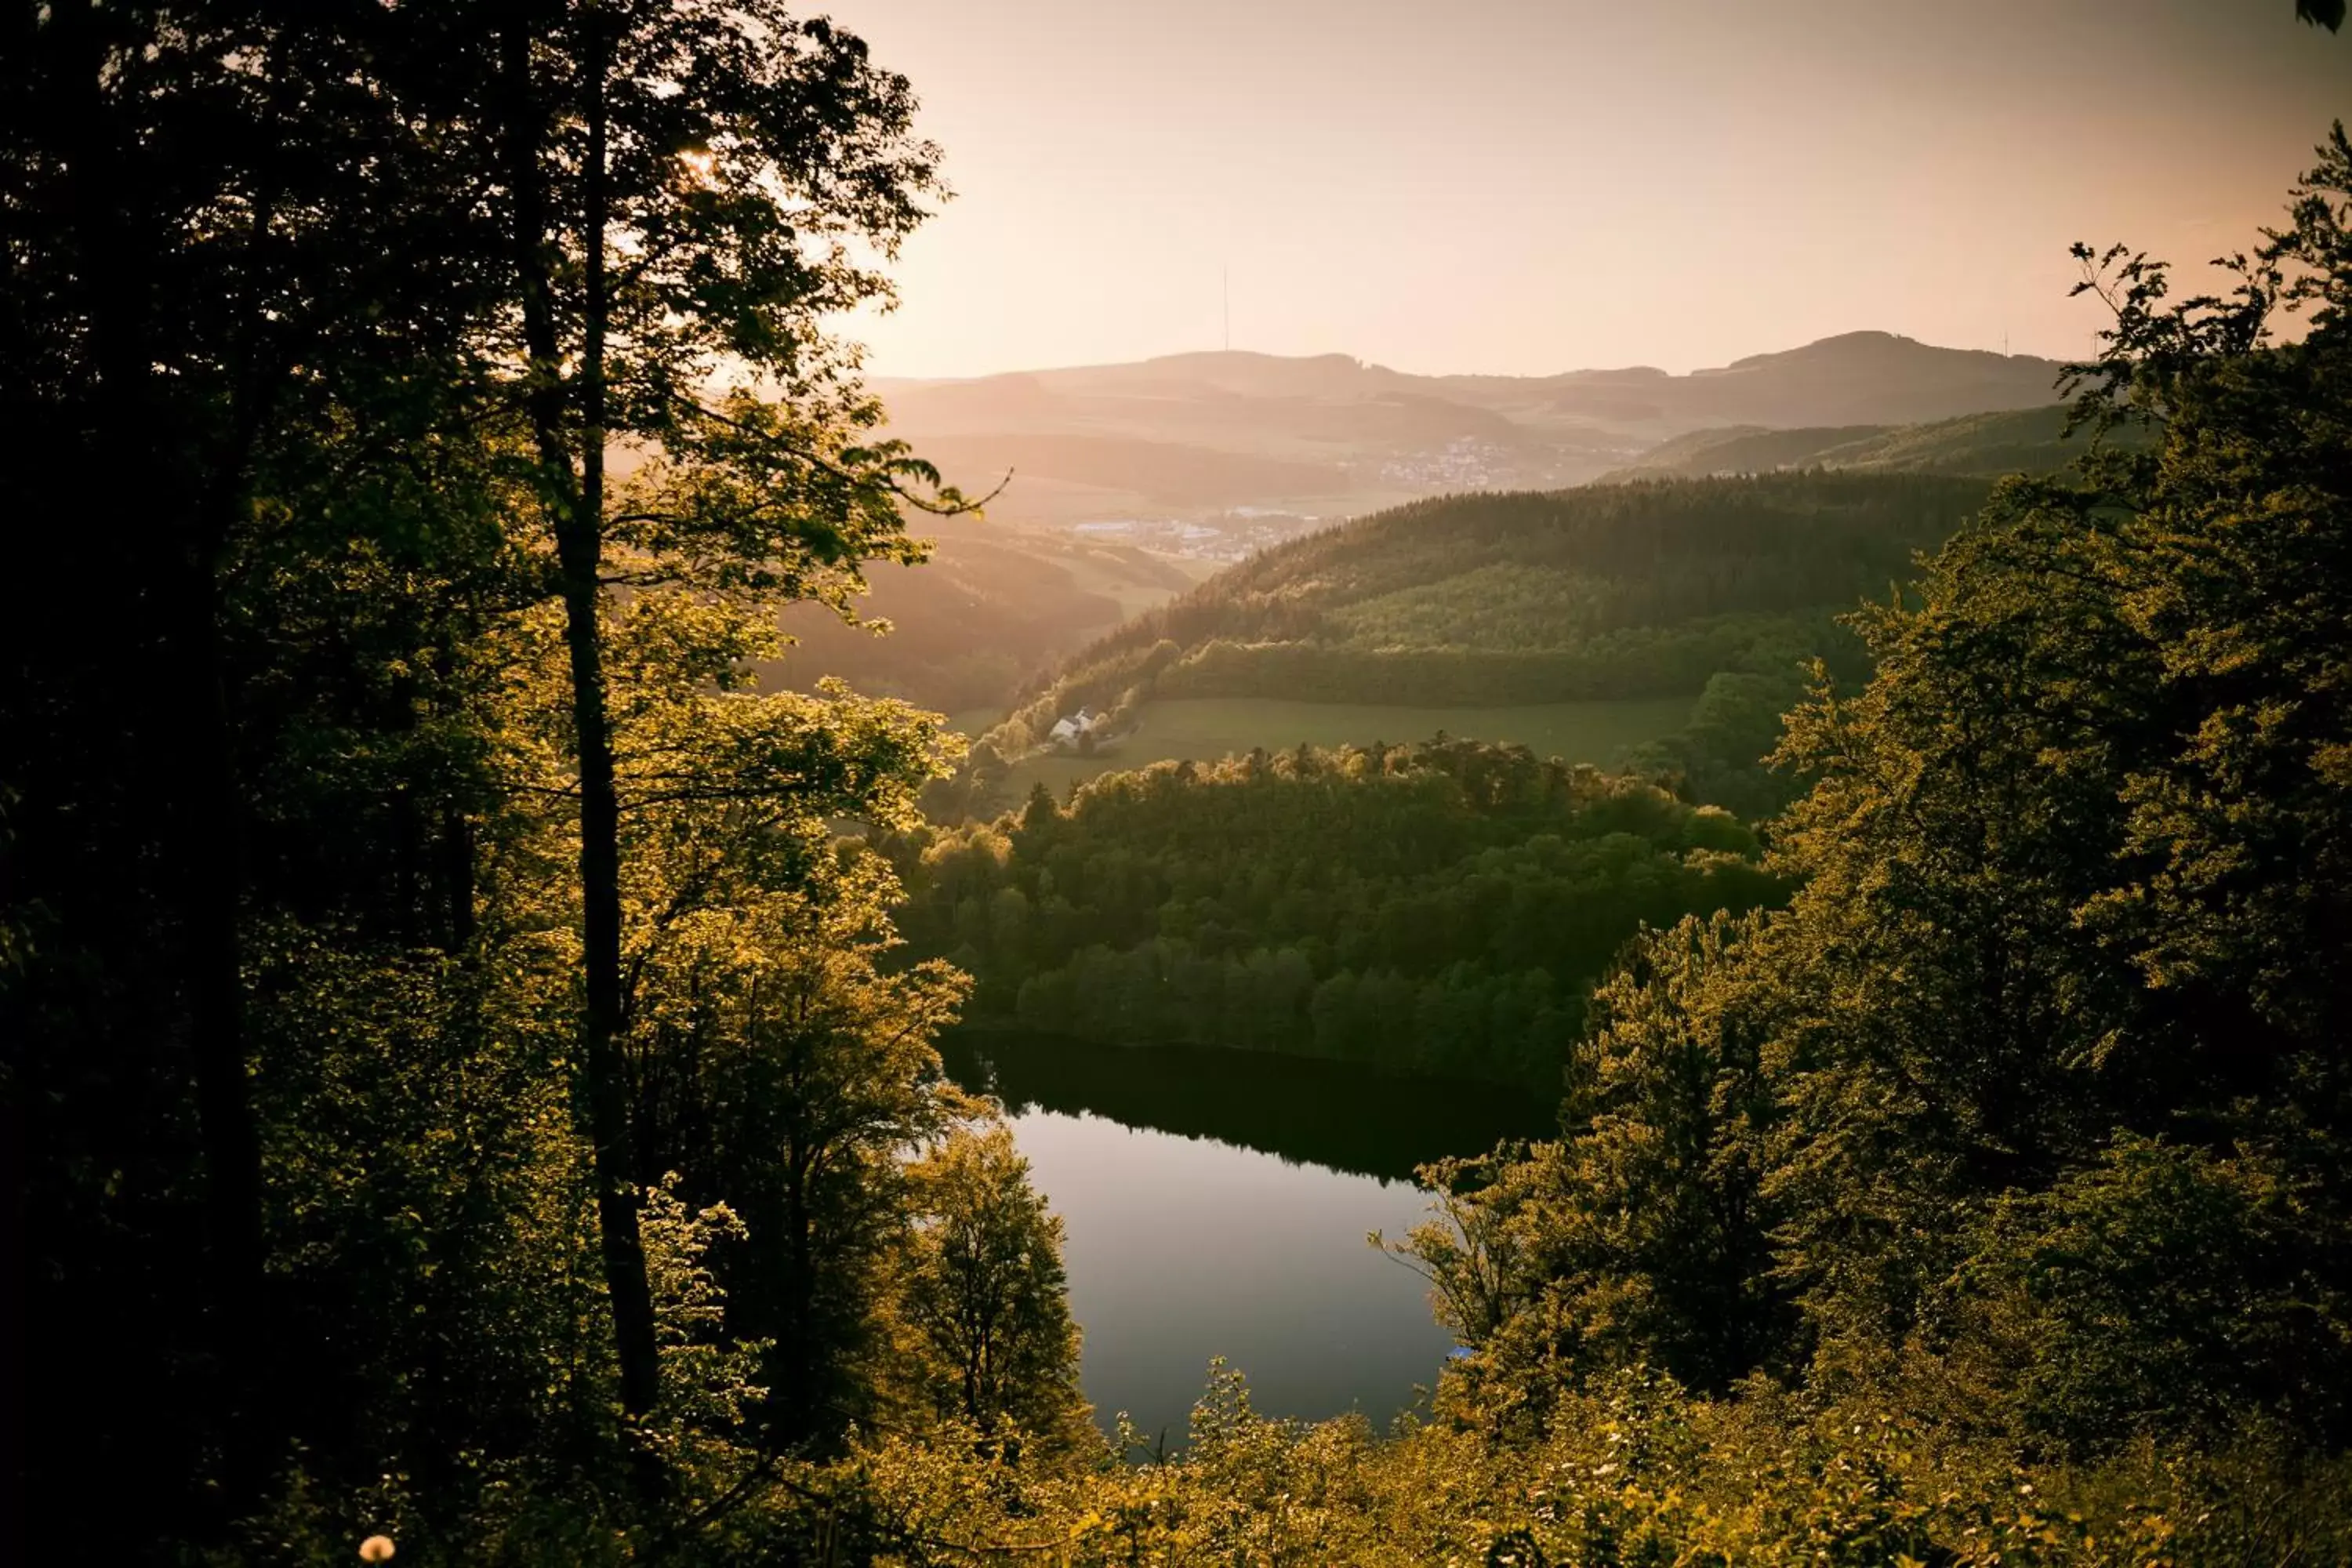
[{"left": 821, "top": 0, "right": 2347, "bottom": 379}]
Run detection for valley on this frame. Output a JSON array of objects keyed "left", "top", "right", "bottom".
[
  {"left": 27, "top": 3, "right": 2351, "bottom": 1554},
  {"left": 776, "top": 336, "right": 2085, "bottom": 724}
]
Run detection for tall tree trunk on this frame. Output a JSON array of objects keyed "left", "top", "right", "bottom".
[
  {"left": 499, "top": 9, "right": 661, "bottom": 1421},
  {"left": 54, "top": 0, "right": 268, "bottom": 1428},
  {"left": 165, "top": 552, "right": 268, "bottom": 1345},
  {"left": 440, "top": 804, "right": 477, "bottom": 951}
]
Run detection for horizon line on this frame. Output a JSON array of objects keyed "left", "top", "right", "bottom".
[{"left": 861, "top": 326, "right": 2082, "bottom": 388}]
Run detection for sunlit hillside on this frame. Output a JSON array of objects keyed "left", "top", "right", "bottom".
[
  {"left": 764, "top": 514, "right": 1216, "bottom": 711},
  {"left": 958, "top": 471, "right": 1987, "bottom": 818},
  {"left": 1597, "top": 402, "right": 2132, "bottom": 481}
]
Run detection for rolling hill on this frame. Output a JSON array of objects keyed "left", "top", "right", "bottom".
[
  {"left": 875, "top": 332, "right": 2068, "bottom": 524},
  {"left": 947, "top": 471, "right": 1992, "bottom": 819},
  {"left": 807, "top": 334, "right": 2068, "bottom": 723},
  {"left": 1597, "top": 404, "right": 2119, "bottom": 482},
  {"left": 761, "top": 514, "right": 1216, "bottom": 713}
]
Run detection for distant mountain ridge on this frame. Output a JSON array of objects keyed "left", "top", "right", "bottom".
[
  {"left": 875, "top": 332, "right": 2069, "bottom": 427},
  {"left": 872, "top": 332, "right": 2071, "bottom": 519}
]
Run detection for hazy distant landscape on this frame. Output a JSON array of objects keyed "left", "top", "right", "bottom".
[
  {"left": 779, "top": 332, "right": 2082, "bottom": 720},
  {"left": 17, "top": 5, "right": 2351, "bottom": 1565},
  {"left": 873, "top": 330, "right": 2072, "bottom": 517}
]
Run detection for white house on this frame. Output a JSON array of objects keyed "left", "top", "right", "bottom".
[{"left": 1047, "top": 706, "right": 1102, "bottom": 744}]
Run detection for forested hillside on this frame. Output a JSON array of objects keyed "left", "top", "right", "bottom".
[
  {"left": 1390, "top": 154, "right": 2352, "bottom": 1479},
  {"left": 811, "top": 384, "right": 2091, "bottom": 729},
  {"left": 973, "top": 472, "right": 1987, "bottom": 818},
  {"left": 894, "top": 742, "right": 1781, "bottom": 1085},
  {"left": 820, "top": 339, "right": 2074, "bottom": 720},
  {"left": 794, "top": 412, "right": 2088, "bottom": 742},
  {"left": 9, "top": 0, "right": 2352, "bottom": 1559},
  {"left": 765, "top": 517, "right": 1205, "bottom": 713},
  {"left": 1599, "top": 403, "right": 2114, "bottom": 481}
]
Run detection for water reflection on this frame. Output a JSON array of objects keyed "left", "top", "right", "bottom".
[
  {"left": 935, "top": 1032, "right": 1559, "bottom": 1442},
  {"left": 938, "top": 1031, "right": 1558, "bottom": 1184}
]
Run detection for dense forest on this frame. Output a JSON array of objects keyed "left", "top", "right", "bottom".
[
  {"left": 6, "top": 0, "right": 2352, "bottom": 1561},
  {"left": 5, "top": 6, "right": 1091, "bottom": 1559},
  {"left": 893, "top": 743, "right": 1780, "bottom": 1086},
  {"left": 1381, "top": 147, "right": 2352, "bottom": 1492}
]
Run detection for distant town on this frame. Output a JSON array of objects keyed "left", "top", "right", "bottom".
[
  {"left": 1058, "top": 438, "right": 1609, "bottom": 561},
  {"left": 1070, "top": 506, "right": 1330, "bottom": 561}
]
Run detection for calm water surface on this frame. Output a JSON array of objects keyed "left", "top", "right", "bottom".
[{"left": 942, "top": 1033, "right": 1555, "bottom": 1445}]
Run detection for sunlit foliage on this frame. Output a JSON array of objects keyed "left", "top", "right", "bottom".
[{"left": 7, "top": 0, "right": 2350, "bottom": 1552}]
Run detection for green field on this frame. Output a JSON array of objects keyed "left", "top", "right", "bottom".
[
  {"left": 943, "top": 707, "right": 1007, "bottom": 739},
  {"left": 978, "top": 694, "right": 1696, "bottom": 801}
]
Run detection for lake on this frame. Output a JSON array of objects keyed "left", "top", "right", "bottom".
[{"left": 938, "top": 1033, "right": 1556, "bottom": 1447}]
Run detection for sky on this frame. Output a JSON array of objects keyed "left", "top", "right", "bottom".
[{"left": 818, "top": 0, "right": 2348, "bottom": 380}]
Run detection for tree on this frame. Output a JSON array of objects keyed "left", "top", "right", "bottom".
[
  {"left": 1769, "top": 128, "right": 2352, "bottom": 1373},
  {"left": 6, "top": 1, "right": 990, "bottom": 1540},
  {"left": 1934, "top": 1137, "right": 2352, "bottom": 1450},
  {"left": 445, "top": 0, "right": 982, "bottom": 1418},
  {"left": 1396, "top": 915, "right": 1791, "bottom": 1407},
  {"left": 622, "top": 826, "right": 973, "bottom": 1443},
  {"left": 1550, "top": 914, "right": 1790, "bottom": 1389},
  {"left": 1393, "top": 125, "right": 2352, "bottom": 1454},
  {"left": 2, "top": 5, "right": 531, "bottom": 1530},
  {"left": 900, "top": 1123, "right": 1089, "bottom": 1449}
]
